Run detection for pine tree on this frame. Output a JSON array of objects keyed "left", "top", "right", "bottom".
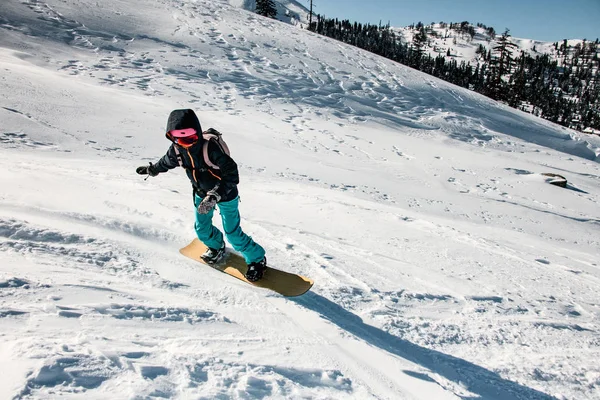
[
  {"left": 255, "top": 0, "right": 277, "bottom": 19},
  {"left": 489, "top": 29, "right": 519, "bottom": 100},
  {"left": 508, "top": 51, "right": 527, "bottom": 107},
  {"left": 412, "top": 26, "right": 428, "bottom": 66}
]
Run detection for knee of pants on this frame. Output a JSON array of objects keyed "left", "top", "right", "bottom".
[
  {"left": 195, "top": 222, "right": 223, "bottom": 246},
  {"left": 195, "top": 221, "right": 212, "bottom": 238},
  {"left": 224, "top": 227, "right": 250, "bottom": 249}
]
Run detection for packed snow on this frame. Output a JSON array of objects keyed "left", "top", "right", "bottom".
[{"left": 1, "top": 0, "right": 599, "bottom": 399}]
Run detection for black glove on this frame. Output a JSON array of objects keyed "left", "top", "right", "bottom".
[
  {"left": 136, "top": 162, "right": 158, "bottom": 177},
  {"left": 197, "top": 189, "right": 221, "bottom": 215}
]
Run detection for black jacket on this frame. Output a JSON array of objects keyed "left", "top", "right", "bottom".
[{"left": 153, "top": 110, "right": 239, "bottom": 202}]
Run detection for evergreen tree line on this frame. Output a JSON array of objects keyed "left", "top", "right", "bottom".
[
  {"left": 308, "top": 17, "right": 600, "bottom": 132},
  {"left": 255, "top": 0, "right": 277, "bottom": 19}
]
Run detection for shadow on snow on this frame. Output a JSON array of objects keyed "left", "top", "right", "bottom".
[{"left": 292, "top": 291, "right": 556, "bottom": 400}]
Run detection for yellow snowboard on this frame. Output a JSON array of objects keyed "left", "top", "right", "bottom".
[{"left": 180, "top": 239, "right": 313, "bottom": 297}]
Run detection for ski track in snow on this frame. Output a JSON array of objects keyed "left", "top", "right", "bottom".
[{"left": 1, "top": 0, "right": 600, "bottom": 399}]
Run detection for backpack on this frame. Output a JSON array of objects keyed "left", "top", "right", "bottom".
[
  {"left": 202, "top": 128, "right": 230, "bottom": 170},
  {"left": 172, "top": 128, "right": 230, "bottom": 171}
]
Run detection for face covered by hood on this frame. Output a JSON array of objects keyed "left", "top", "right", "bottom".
[{"left": 165, "top": 109, "right": 203, "bottom": 148}]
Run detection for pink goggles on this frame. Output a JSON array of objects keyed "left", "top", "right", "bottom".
[{"left": 167, "top": 128, "right": 198, "bottom": 147}]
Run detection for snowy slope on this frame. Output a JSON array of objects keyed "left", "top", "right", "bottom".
[{"left": 1, "top": 0, "right": 600, "bottom": 399}]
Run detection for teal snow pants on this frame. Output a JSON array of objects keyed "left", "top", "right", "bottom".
[{"left": 194, "top": 195, "right": 265, "bottom": 264}]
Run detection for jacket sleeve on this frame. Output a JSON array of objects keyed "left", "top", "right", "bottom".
[
  {"left": 208, "top": 140, "right": 239, "bottom": 199},
  {"left": 153, "top": 144, "right": 179, "bottom": 173}
]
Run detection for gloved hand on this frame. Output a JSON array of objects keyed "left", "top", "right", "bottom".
[
  {"left": 197, "top": 190, "right": 221, "bottom": 215},
  {"left": 136, "top": 162, "right": 158, "bottom": 177}
]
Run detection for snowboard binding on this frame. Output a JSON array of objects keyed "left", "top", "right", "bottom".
[
  {"left": 246, "top": 257, "right": 267, "bottom": 282},
  {"left": 201, "top": 243, "right": 226, "bottom": 264}
]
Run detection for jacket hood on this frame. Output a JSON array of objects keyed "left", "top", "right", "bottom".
[{"left": 166, "top": 109, "right": 202, "bottom": 133}]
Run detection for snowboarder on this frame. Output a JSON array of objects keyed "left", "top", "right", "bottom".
[{"left": 136, "top": 109, "right": 267, "bottom": 282}]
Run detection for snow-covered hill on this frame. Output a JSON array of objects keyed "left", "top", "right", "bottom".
[
  {"left": 1, "top": 0, "right": 599, "bottom": 399},
  {"left": 391, "top": 23, "right": 596, "bottom": 67}
]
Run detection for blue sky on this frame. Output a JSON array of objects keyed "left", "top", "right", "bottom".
[{"left": 308, "top": 0, "right": 600, "bottom": 42}]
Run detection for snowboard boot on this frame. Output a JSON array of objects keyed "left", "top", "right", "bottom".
[
  {"left": 245, "top": 257, "right": 267, "bottom": 282},
  {"left": 201, "top": 242, "right": 226, "bottom": 264}
]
